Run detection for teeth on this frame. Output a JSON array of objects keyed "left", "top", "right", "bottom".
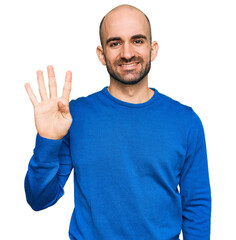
[{"left": 121, "top": 63, "right": 137, "bottom": 66}]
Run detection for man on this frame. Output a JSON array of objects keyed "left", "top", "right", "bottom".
[{"left": 24, "top": 4, "right": 211, "bottom": 240}]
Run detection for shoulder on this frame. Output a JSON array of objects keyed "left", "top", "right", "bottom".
[
  {"left": 68, "top": 89, "right": 102, "bottom": 121},
  {"left": 158, "top": 91, "right": 194, "bottom": 117},
  {"left": 157, "top": 91, "right": 203, "bottom": 131}
]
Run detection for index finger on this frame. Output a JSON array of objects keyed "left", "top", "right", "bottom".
[{"left": 62, "top": 71, "right": 72, "bottom": 101}]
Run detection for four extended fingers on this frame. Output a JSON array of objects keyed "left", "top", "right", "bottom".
[
  {"left": 62, "top": 71, "right": 72, "bottom": 101},
  {"left": 25, "top": 66, "right": 72, "bottom": 106}
]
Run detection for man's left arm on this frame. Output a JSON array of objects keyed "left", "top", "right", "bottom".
[{"left": 180, "top": 110, "right": 211, "bottom": 240}]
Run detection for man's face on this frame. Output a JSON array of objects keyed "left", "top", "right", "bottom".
[{"left": 98, "top": 8, "right": 157, "bottom": 85}]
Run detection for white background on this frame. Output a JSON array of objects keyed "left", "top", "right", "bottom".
[{"left": 0, "top": 0, "right": 235, "bottom": 239}]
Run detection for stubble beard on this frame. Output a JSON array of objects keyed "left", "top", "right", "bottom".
[{"left": 105, "top": 55, "right": 151, "bottom": 85}]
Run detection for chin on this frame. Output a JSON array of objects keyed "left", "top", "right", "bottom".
[{"left": 114, "top": 76, "right": 145, "bottom": 85}]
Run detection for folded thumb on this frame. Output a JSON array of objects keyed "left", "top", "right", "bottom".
[{"left": 58, "top": 101, "right": 69, "bottom": 113}]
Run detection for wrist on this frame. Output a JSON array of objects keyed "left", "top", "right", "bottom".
[{"left": 34, "top": 133, "right": 63, "bottom": 156}]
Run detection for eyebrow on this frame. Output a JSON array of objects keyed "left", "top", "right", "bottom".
[
  {"left": 105, "top": 34, "right": 147, "bottom": 46},
  {"left": 106, "top": 37, "right": 122, "bottom": 45},
  {"left": 131, "top": 34, "right": 147, "bottom": 40}
]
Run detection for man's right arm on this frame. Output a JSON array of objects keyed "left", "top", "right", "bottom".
[
  {"left": 24, "top": 65, "right": 73, "bottom": 210},
  {"left": 24, "top": 132, "right": 72, "bottom": 211}
]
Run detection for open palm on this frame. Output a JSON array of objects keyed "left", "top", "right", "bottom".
[{"left": 25, "top": 65, "right": 72, "bottom": 140}]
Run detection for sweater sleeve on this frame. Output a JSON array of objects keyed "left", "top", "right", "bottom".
[
  {"left": 180, "top": 110, "right": 211, "bottom": 240},
  {"left": 24, "top": 130, "right": 73, "bottom": 211}
]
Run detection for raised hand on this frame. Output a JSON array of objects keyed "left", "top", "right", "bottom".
[{"left": 25, "top": 65, "right": 72, "bottom": 140}]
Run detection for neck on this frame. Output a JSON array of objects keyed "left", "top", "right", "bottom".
[{"left": 107, "top": 77, "right": 154, "bottom": 104}]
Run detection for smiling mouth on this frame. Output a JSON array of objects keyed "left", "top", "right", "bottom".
[{"left": 119, "top": 62, "right": 139, "bottom": 69}]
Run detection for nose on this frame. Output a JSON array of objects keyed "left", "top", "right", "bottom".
[{"left": 120, "top": 43, "right": 135, "bottom": 60}]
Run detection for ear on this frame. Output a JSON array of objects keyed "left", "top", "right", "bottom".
[
  {"left": 150, "top": 41, "right": 159, "bottom": 62},
  {"left": 96, "top": 46, "right": 106, "bottom": 66}
]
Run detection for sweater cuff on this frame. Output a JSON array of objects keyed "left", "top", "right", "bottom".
[{"left": 34, "top": 133, "right": 63, "bottom": 156}]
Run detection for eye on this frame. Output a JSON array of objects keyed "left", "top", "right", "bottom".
[
  {"left": 110, "top": 42, "right": 121, "bottom": 47},
  {"left": 134, "top": 39, "right": 144, "bottom": 44}
]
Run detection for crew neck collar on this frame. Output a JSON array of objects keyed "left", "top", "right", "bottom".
[{"left": 101, "top": 86, "right": 159, "bottom": 108}]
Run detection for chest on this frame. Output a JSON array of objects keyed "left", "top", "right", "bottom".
[{"left": 69, "top": 112, "right": 187, "bottom": 182}]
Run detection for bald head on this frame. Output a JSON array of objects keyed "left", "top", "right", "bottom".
[{"left": 99, "top": 5, "right": 152, "bottom": 47}]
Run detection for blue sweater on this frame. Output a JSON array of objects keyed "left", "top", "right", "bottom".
[{"left": 25, "top": 86, "right": 211, "bottom": 240}]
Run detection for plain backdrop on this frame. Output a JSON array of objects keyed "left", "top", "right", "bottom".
[{"left": 0, "top": 0, "right": 235, "bottom": 239}]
